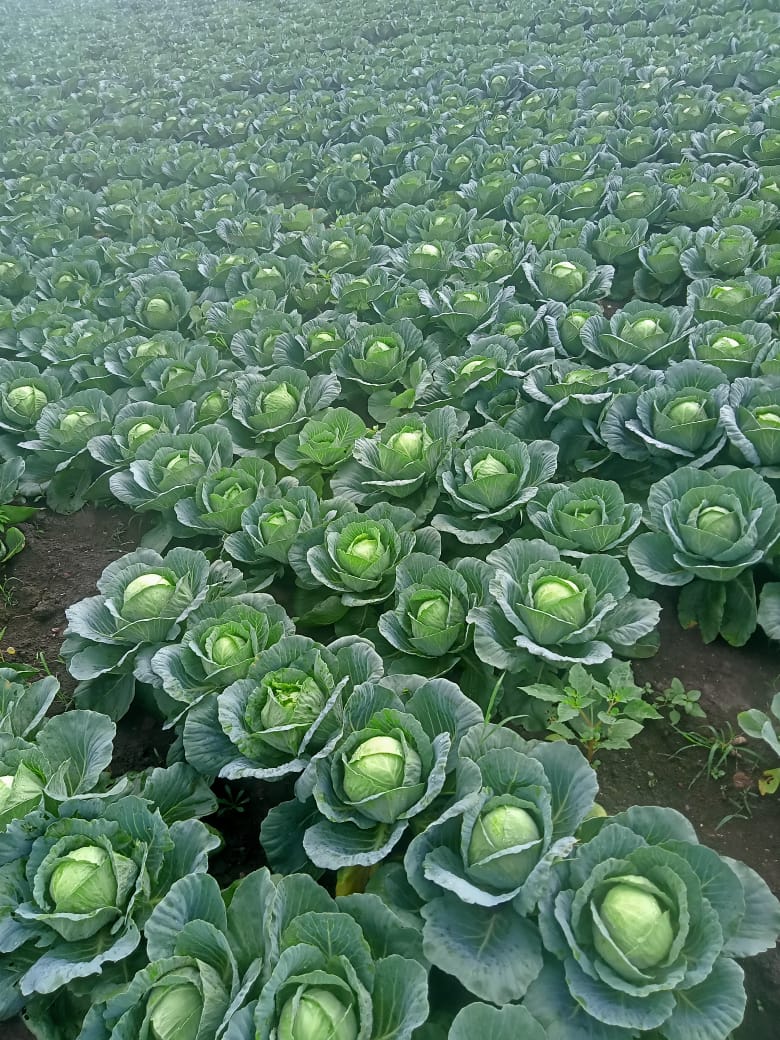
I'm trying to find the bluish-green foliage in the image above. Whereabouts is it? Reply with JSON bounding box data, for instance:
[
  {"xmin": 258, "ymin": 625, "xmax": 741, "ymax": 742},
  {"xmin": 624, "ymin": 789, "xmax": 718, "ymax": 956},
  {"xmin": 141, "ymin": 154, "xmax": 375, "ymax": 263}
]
[{"xmin": 0, "ymin": 0, "xmax": 778, "ymax": 1037}]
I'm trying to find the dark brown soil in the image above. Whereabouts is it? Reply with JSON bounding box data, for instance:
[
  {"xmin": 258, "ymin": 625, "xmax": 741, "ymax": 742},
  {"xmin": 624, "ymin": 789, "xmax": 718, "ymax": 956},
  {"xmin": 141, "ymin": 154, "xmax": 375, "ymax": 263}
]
[
  {"xmin": 0, "ymin": 506, "xmax": 143, "ymax": 693},
  {"xmin": 2, "ymin": 511, "xmax": 778, "ymax": 1038}
]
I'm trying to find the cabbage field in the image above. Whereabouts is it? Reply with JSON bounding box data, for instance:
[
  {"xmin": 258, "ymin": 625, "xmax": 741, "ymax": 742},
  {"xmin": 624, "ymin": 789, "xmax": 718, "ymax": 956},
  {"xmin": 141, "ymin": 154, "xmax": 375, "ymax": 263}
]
[{"xmin": 2, "ymin": 0, "xmax": 780, "ymax": 1037}]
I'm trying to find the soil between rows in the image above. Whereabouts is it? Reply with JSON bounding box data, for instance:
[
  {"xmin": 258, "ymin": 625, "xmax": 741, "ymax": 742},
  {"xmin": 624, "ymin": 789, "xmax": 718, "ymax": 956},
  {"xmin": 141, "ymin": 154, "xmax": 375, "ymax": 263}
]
[{"xmin": 1, "ymin": 507, "xmax": 778, "ymax": 1038}]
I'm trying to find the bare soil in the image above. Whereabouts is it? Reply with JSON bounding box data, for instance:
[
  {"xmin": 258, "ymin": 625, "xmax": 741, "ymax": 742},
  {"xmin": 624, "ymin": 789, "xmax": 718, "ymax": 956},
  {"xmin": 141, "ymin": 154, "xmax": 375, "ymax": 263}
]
[{"xmin": 2, "ymin": 510, "xmax": 778, "ymax": 1038}]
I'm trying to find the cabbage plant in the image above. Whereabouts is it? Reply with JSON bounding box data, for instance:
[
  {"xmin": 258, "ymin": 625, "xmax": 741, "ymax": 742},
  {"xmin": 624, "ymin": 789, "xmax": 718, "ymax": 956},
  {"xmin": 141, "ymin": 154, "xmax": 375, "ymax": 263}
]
[
  {"xmin": 330, "ymin": 318, "xmax": 438, "ymax": 419},
  {"xmin": 687, "ymin": 274, "xmax": 779, "ymax": 324},
  {"xmin": 275, "ymin": 407, "xmax": 367, "ymax": 485},
  {"xmin": 543, "ymin": 301, "xmax": 603, "ymax": 359},
  {"xmin": 580, "ymin": 302, "xmax": 692, "ymax": 368},
  {"xmin": 599, "ymin": 359, "xmax": 730, "ymax": 470},
  {"xmin": 404, "ymin": 734, "xmax": 597, "ymax": 1004},
  {"xmin": 377, "ymin": 554, "xmax": 492, "ymax": 672},
  {"xmin": 18, "ymin": 388, "xmax": 118, "ymax": 511},
  {"xmin": 419, "ymin": 283, "xmax": 514, "ymax": 337},
  {"xmin": 527, "ymin": 806, "xmax": 780, "ymax": 1040},
  {"xmin": 75, "ymin": 870, "xmax": 273, "ymax": 1040},
  {"xmin": 432, "ymin": 425, "xmax": 558, "ymax": 544},
  {"xmin": 183, "ymin": 634, "xmax": 382, "ymax": 781},
  {"xmin": 122, "ymin": 271, "xmax": 193, "ymax": 332},
  {"xmin": 0, "ymin": 709, "xmax": 123, "ymax": 830},
  {"xmin": 679, "ymin": 224, "xmax": 760, "ymax": 278},
  {"xmin": 688, "ymin": 320, "xmax": 780, "ymax": 378},
  {"xmin": 470, "ymin": 538, "xmax": 660, "ymax": 670},
  {"xmin": 225, "ymin": 486, "xmax": 355, "ymax": 584},
  {"xmin": 634, "ymin": 227, "xmax": 692, "ymax": 302},
  {"xmin": 62, "ymin": 547, "xmax": 234, "ymax": 719},
  {"xmin": 0, "ymin": 360, "xmax": 65, "ymax": 451},
  {"xmin": 419, "ymin": 336, "xmax": 550, "ymax": 414},
  {"xmin": 629, "ymin": 465, "xmax": 780, "ymax": 645},
  {"xmin": 150, "ymin": 593, "xmax": 295, "ymax": 722},
  {"xmin": 721, "ymin": 377, "xmax": 780, "ymax": 474},
  {"xmin": 273, "ymin": 312, "xmax": 357, "ymax": 374},
  {"xmin": 230, "ymin": 366, "xmax": 341, "ymax": 452},
  {"xmin": 174, "ymin": 456, "xmax": 278, "ymax": 536},
  {"xmin": 523, "ymin": 360, "xmax": 655, "ymax": 423},
  {"xmin": 86, "ymin": 401, "xmax": 197, "ymax": 492},
  {"xmin": 261, "ymin": 677, "xmax": 482, "ymax": 871},
  {"xmin": 526, "ymin": 477, "xmax": 643, "ymax": 557},
  {"xmin": 0, "ymin": 794, "xmax": 217, "ymax": 1018},
  {"xmin": 243, "ymin": 873, "xmax": 428, "ymax": 1040},
  {"xmin": 108, "ymin": 424, "xmax": 235, "ymax": 520},
  {"xmin": 331, "ymin": 408, "xmax": 467, "ymax": 519},
  {"xmin": 519, "ymin": 248, "xmax": 613, "ymax": 304},
  {"xmin": 291, "ymin": 503, "xmax": 441, "ymax": 609}
]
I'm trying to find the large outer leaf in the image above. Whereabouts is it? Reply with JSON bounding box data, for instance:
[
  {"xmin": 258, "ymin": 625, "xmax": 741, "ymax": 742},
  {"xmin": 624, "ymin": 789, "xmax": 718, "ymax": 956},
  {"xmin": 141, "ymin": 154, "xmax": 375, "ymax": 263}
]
[
  {"xmin": 336, "ymin": 892, "xmax": 425, "ymax": 964},
  {"xmin": 260, "ymin": 799, "xmax": 323, "ymax": 877},
  {"xmin": 144, "ymin": 873, "xmax": 227, "ymax": 960},
  {"xmin": 20, "ymin": 921, "xmax": 142, "ymax": 997},
  {"xmin": 678, "ymin": 579, "xmax": 727, "ymax": 643},
  {"xmin": 661, "ymin": 957, "xmax": 746, "ymax": 1040},
  {"xmin": 304, "ymin": 817, "xmax": 408, "ymax": 869},
  {"xmin": 628, "ymin": 532, "xmax": 694, "ymax": 586},
  {"xmin": 448, "ymin": 1002, "xmax": 549, "ymax": 1040},
  {"xmin": 140, "ymin": 762, "xmax": 218, "ymax": 824},
  {"xmin": 0, "ymin": 674, "xmax": 59, "ymax": 740},
  {"xmin": 524, "ymin": 961, "xmax": 634, "ymax": 1040},
  {"xmin": 528, "ymin": 741, "xmax": 599, "ymax": 840},
  {"xmin": 719, "ymin": 572, "xmax": 757, "ymax": 647},
  {"xmin": 757, "ymin": 581, "xmax": 780, "ymax": 640},
  {"xmin": 371, "ymin": 954, "xmax": 430, "ymax": 1040},
  {"xmin": 35, "ymin": 710, "xmax": 115, "ymax": 797},
  {"xmin": 737, "ymin": 695, "xmax": 780, "ymax": 758},
  {"xmin": 721, "ymin": 856, "xmax": 780, "ymax": 957},
  {"xmin": 421, "ymin": 895, "xmax": 543, "ymax": 1004}
]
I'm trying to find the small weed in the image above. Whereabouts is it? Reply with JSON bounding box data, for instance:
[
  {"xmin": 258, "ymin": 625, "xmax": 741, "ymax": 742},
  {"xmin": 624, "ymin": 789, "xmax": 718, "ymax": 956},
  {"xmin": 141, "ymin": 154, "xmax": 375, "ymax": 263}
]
[
  {"xmin": 671, "ymin": 723, "xmax": 761, "ymax": 788},
  {"xmin": 216, "ymin": 784, "xmax": 251, "ymax": 816},
  {"xmin": 654, "ymin": 677, "xmax": 706, "ymax": 727},
  {"xmin": 716, "ymin": 788, "xmax": 759, "ymax": 829},
  {"xmin": 35, "ymin": 651, "xmax": 64, "ymax": 677},
  {"xmin": 0, "ymin": 576, "xmax": 20, "ymax": 608}
]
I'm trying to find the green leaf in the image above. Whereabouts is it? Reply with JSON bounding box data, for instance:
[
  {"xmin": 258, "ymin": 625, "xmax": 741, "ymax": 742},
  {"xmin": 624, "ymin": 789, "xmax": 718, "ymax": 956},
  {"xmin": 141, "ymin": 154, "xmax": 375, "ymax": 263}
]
[
  {"xmin": 337, "ymin": 892, "xmax": 425, "ymax": 964},
  {"xmin": 524, "ymin": 961, "xmax": 634, "ymax": 1040},
  {"xmin": 737, "ymin": 708, "xmax": 780, "ymax": 755},
  {"xmin": 303, "ymin": 817, "xmax": 407, "ymax": 869},
  {"xmin": 144, "ymin": 873, "xmax": 227, "ymax": 960},
  {"xmin": 20, "ymin": 923, "xmax": 142, "ymax": 998},
  {"xmin": 0, "ymin": 526, "xmax": 25, "ymax": 562},
  {"xmin": 661, "ymin": 957, "xmax": 746, "ymax": 1040},
  {"xmin": 721, "ymin": 857, "xmax": 780, "ymax": 958},
  {"xmin": 449, "ymin": 1001, "xmax": 549, "ymax": 1040},
  {"xmin": 141, "ymin": 762, "xmax": 218, "ymax": 824},
  {"xmin": 677, "ymin": 579, "xmax": 726, "ymax": 643},
  {"xmin": 260, "ymin": 799, "xmax": 322, "ymax": 877},
  {"xmin": 72, "ymin": 673, "xmax": 137, "ymax": 721},
  {"xmin": 421, "ymin": 895, "xmax": 543, "ymax": 1004},
  {"xmin": 628, "ymin": 532, "xmax": 692, "ymax": 587},
  {"xmin": 757, "ymin": 582, "xmax": 780, "ymax": 641},
  {"xmin": 35, "ymin": 710, "xmax": 115, "ymax": 797},
  {"xmin": 371, "ymin": 954, "xmax": 430, "ymax": 1040},
  {"xmin": 719, "ymin": 572, "xmax": 757, "ymax": 647}
]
